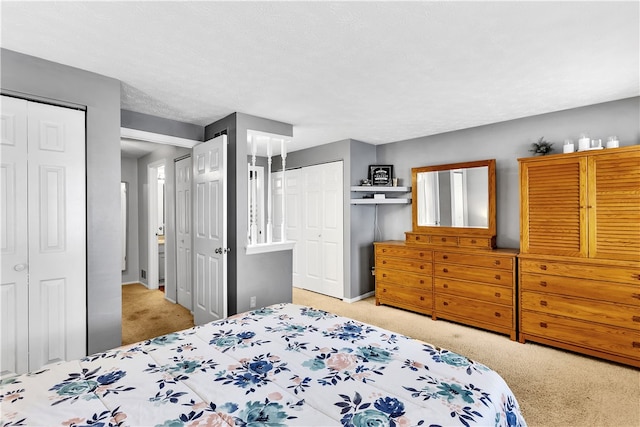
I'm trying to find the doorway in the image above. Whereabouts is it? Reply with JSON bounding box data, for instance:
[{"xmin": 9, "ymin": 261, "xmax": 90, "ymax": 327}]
[{"xmin": 120, "ymin": 130, "xmax": 199, "ymax": 311}]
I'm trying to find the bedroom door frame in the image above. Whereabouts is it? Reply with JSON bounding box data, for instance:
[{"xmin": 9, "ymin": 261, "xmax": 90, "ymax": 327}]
[{"xmin": 120, "ymin": 127, "xmax": 200, "ymax": 304}]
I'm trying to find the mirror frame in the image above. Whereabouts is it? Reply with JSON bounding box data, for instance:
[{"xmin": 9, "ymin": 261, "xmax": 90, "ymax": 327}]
[{"xmin": 411, "ymin": 159, "xmax": 496, "ymax": 237}]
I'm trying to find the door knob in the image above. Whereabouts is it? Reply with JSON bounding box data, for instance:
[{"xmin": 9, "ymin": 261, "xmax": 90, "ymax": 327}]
[
  {"xmin": 14, "ymin": 264, "xmax": 27, "ymax": 272},
  {"xmin": 215, "ymin": 248, "xmax": 222, "ymax": 254}
]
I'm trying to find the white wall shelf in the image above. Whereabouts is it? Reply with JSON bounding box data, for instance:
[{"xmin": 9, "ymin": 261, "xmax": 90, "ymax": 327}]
[{"xmin": 350, "ymin": 186, "xmax": 412, "ymax": 205}]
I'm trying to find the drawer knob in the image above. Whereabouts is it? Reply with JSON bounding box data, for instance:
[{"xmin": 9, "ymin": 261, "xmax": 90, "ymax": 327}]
[
  {"xmin": 443, "ymin": 302, "xmax": 449, "ymax": 306},
  {"xmin": 382, "ymin": 288, "xmax": 387, "ymax": 293},
  {"xmin": 420, "ymin": 296, "xmax": 425, "ymax": 301},
  {"xmin": 443, "ymin": 268, "xmax": 449, "ymax": 273},
  {"xmin": 443, "ymin": 283, "xmax": 449, "ymax": 289},
  {"xmin": 382, "ymin": 274, "xmax": 387, "ymax": 278},
  {"xmin": 442, "ymin": 255, "xmax": 449, "ymax": 260},
  {"xmin": 419, "ymin": 252, "xmax": 425, "ymax": 257},
  {"xmin": 495, "ymin": 292, "xmax": 501, "ymax": 298},
  {"xmin": 540, "ymin": 322, "xmax": 548, "ymax": 328},
  {"xmin": 495, "ymin": 274, "xmax": 501, "ymax": 280},
  {"xmin": 494, "ymin": 260, "xmax": 501, "ymax": 265},
  {"xmin": 540, "ymin": 281, "xmax": 548, "ymax": 287},
  {"xmin": 633, "ymin": 274, "xmax": 640, "ymax": 280},
  {"xmin": 383, "ymin": 260, "xmax": 387, "ymax": 264},
  {"xmin": 633, "ymin": 316, "xmax": 640, "ymax": 323},
  {"xmin": 471, "ymin": 239, "xmax": 477, "ymax": 244},
  {"xmin": 382, "ymin": 249, "xmax": 387, "ymax": 253},
  {"xmin": 494, "ymin": 312, "xmax": 501, "ymax": 318},
  {"xmin": 539, "ymin": 265, "xmax": 548, "ymax": 271},
  {"xmin": 419, "ymin": 280, "xmax": 424, "ymax": 284},
  {"xmin": 420, "ymin": 265, "xmax": 425, "ymax": 270},
  {"xmin": 633, "ymin": 342, "xmax": 640, "ymax": 349},
  {"xmin": 540, "ymin": 301, "xmax": 548, "ymax": 307},
  {"xmin": 415, "ymin": 236, "xmax": 421, "ymax": 241},
  {"xmin": 441, "ymin": 237, "xmax": 447, "ymax": 242}
]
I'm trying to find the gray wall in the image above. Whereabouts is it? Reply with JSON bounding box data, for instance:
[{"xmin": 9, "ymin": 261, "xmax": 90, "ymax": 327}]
[
  {"xmin": 205, "ymin": 113, "xmax": 294, "ymax": 315},
  {"xmin": 376, "ymin": 96, "xmax": 640, "ymax": 248},
  {"xmin": 349, "ymin": 140, "xmax": 377, "ymax": 298},
  {"xmin": 122, "ymin": 109, "xmax": 204, "ymax": 141},
  {"xmin": 137, "ymin": 145, "xmax": 191, "ymax": 302},
  {"xmin": 121, "ymin": 157, "xmax": 140, "ymax": 284},
  {"xmin": 1, "ymin": 48, "xmax": 122, "ymax": 353}
]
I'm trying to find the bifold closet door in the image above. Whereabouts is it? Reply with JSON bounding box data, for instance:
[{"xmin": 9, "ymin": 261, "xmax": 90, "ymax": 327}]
[{"xmin": 1, "ymin": 95, "xmax": 86, "ymax": 377}]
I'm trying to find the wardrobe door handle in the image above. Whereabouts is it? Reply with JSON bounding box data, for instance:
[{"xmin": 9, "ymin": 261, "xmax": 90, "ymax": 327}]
[{"xmin": 14, "ymin": 264, "xmax": 27, "ymax": 272}]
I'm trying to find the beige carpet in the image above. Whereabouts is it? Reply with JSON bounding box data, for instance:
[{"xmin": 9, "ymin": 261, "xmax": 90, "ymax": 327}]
[
  {"xmin": 293, "ymin": 287, "xmax": 640, "ymax": 427},
  {"xmin": 121, "ymin": 283, "xmax": 194, "ymax": 345}
]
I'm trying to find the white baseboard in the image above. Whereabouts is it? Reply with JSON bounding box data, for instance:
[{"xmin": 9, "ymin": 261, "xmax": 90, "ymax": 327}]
[
  {"xmin": 122, "ymin": 281, "xmax": 142, "ymax": 286},
  {"xmin": 342, "ymin": 291, "xmax": 375, "ymax": 303}
]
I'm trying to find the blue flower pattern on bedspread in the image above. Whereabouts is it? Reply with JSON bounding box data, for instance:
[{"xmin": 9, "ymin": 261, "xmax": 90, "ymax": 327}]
[{"xmin": 0, "ymin": 303, "xmax": 526, "ymax": 427}]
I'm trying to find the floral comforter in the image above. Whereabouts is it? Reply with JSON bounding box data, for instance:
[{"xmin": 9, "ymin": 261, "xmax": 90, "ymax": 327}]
[{"xmin": 1, "ymin": 303, "xmax": 526, "ymax": 427}]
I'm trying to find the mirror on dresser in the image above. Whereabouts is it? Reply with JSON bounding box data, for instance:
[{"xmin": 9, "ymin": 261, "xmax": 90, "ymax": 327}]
[
  {"xmin": 374, "ymin": 158, "xmax": 518, "ymax": 340},
  {"xmin": 410, "ymin": 159, "xmax": 496, "ymax": 248}
]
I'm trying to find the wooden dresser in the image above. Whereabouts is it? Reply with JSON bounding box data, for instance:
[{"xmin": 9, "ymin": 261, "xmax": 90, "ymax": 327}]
[
  {"xmin": 375, "ymin": 242, "xmax": 433, "ymax": 315},
  {"xmin": 433, "ymin": 248, "xmax": 518, "ymax": 340},
  {"xmin": 375, "ymin": 159, "xmax": 519, "ymax": 340},
  {"xmin": 518, "ymin": 145, "xmax": 640, "ymax": 367},
  {"xmin": 375, "ymin": 241, "xmax": 518, "ymax": 339}
]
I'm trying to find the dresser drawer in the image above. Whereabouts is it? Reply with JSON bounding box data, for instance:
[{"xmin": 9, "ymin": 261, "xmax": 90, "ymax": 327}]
[
  {"xmin": 430, "ymin": 235, "xmax": 459, "ymax": 246},
  {"xmin": 377, "ymin": 268, "xmax": 431, "ymax": 290},
  {"xmin": 434, "ymin": 277, "xmax": 512, "ymax": 305},
  {"xmin": 435, "ymin": 294, "xmax": 512, "ymax": 328},
  {"xmin": 521, "ymin": 273, "xmax": 640, "ymax": 307},
  {"xmin": 521, "ymin": 311, "xmax": 640, "ymax": 361},
  {"xmin": 434, "ymin": 251, "xmax": 513, "ymax": 270},
  {"xmin": 458, "ymin": 237, "xmax": 495, "ymax": 249},
  {"xmin": 521, "ymin": 292, "xmax": 639, "ymax": 330},
  {"xmin": 520, "ymin": 259, "xmax": 640, "ymax": 285},
  {"xmin": 376, "ymin": 245, "xmax": 432, "ymax": 261},
  {"xmin": 434, "ymin": 263, "xmax": 512, "ymax": 286},
  {"xmin": 377, "ymin": 283, "xmax": 432, "ymax": 310},
  {"xmin": 405, "ymin": 233, "xmax": 430, "ymax": 245},
  {"xmin": 378, "ymin": 257, "xmax": 431, "ymax": 275}
]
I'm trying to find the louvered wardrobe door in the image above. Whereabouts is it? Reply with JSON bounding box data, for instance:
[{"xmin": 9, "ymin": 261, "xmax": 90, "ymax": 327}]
[
  {"xmin": 588, "ymin": 150, "xmax": 640, "ymax": 261},
  {"xmin": 519, "ymin": 156, "xmax": 588, "ymax": 257}
]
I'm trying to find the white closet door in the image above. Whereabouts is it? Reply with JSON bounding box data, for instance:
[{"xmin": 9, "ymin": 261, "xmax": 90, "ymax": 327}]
[
  {"xmin": 301, "ymin": 161, "xmax": 344, "ymax": 298},
  {"xmin": 175, "ymin": 156, "xmax": 192, "ymax": 310},
  {"xmin": 27, "ymin": 101, "xmax": 86, "ymax": 370},
  {"xmin": 0, "ymin": 96, "xmax": 29, "ymax": 378},
  {"xmin": 0, "ymin": 96, "xmax": 86, "ymax": 376},
  {"xmin": 318, "ymin": 161, "xmax": 344, "ymax": 298}
]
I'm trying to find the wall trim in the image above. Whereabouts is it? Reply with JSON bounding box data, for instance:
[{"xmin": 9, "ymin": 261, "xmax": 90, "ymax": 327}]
[
  {"xmin": 121, "ymin": 127, "xmax": 200, "ymax": 148},
  {"xmin": 343, "ymin": 291, "xmax": 375, "ymax": 304}
]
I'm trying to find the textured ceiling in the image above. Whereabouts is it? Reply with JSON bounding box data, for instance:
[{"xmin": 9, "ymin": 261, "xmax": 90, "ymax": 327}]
[{"xmin": 1, "ymin": 1, "xmax": 638, "ymax": 152}]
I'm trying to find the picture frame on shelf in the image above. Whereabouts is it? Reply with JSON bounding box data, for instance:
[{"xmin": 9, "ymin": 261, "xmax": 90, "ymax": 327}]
[{"xmin": 368, "ymin": 165, "xmax": 394, "ymax": 186}]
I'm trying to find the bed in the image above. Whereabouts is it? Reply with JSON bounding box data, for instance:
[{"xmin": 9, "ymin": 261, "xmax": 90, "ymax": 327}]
[{"xmin": 1, "ymin": 303, "xmax": 526, "ymax": 426}]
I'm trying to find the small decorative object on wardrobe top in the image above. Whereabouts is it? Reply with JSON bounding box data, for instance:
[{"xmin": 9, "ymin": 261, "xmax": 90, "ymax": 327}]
[{"xmin": 529, "ymin": 137, "xmax": 554, "ymax": 155}]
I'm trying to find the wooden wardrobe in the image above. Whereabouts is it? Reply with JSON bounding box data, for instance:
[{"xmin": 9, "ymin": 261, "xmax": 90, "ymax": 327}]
[{"xmin": 518, "ymin": 145, "xmax": 640, "ymax": 367}]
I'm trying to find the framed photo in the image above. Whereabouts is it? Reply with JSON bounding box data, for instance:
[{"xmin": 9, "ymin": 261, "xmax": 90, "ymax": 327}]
[{"xmin": 368, "ymin": 165, "xmax": 394, "ymax": 186}]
